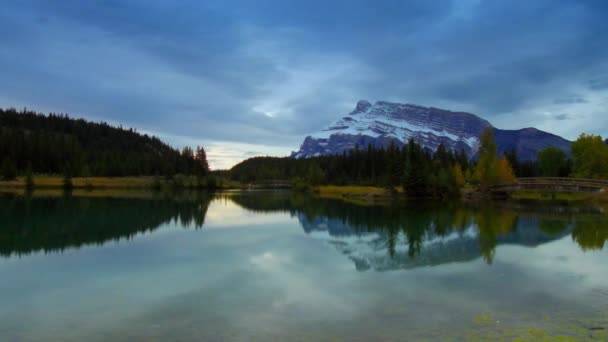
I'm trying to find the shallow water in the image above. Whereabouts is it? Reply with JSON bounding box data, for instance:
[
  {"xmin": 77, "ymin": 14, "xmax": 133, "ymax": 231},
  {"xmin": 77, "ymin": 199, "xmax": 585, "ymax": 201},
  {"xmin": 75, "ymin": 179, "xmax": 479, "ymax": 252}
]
[{"xmin": 1, "ymin": 191, "xmax": 607, "ymax": 341}]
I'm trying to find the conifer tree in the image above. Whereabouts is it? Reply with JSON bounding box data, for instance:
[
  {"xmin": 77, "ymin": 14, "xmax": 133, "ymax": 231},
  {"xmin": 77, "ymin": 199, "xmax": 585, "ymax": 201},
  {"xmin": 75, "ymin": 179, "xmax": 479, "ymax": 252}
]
[
  {"xmin": 403, "ymin": 139, "xmax": 429, "ymax": 196},
  {"xmin": 62, "ymin": 164, "xmax": 73, "ymax": 190},
  {"xmin": 25, "ymin": 162, "xmax": 34, "ymax": 190},
  {"xmin": 195, "ymin": 146, "xmax": 210, "ymax": 178},
  {"xmin": 1, "ymin": 158, "xmax": 17, "ymax": 181}
]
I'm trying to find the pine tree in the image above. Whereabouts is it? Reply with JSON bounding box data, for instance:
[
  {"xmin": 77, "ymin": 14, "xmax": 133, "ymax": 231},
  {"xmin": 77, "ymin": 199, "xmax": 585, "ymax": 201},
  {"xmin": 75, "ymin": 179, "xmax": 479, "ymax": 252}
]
[
  {"xmin": 195, "ymin": 146, "xmax": 210, "ymax": 178},
  {"xmin": 403, "ymin": 139, "xmax": 430, "ymax": 196},
  {"xmin": 537, "ymin": 147, "xmax": 567, "ymax": 177},
  {"xmin": 25, "ymin": 162, "xmax": 34, "ymax": 190},
  {"xmin": 474, "ymin": 128, "xmax": 499, "ymax": 188},
  {"xmin": 62, "ymin": 164, "xmax": 73, "ymax": 190},
  {"xmin": 1, "ymin": 158, "xmax": 17, "ymax": 181},
  {"xmin": 385, "ymin": 142, "xmax": 400, "ymax": 191},
  {"xmin": 504, "ymin": 148, "xmax": 520, "ymax": 177}
]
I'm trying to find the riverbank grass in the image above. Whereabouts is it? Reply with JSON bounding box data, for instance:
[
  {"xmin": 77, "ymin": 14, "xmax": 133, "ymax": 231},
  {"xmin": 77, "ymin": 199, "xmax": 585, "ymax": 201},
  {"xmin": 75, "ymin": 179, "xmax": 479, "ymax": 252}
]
[
  {"xmin": 0, "ymin": 175, "xmax": 241, "ymax": 190},
  {"xmin": 0, "ymin": 176, "xmax": 156, "ymax": 189},
  {"xmin": 313, "ymin": 185, "xmax": 398, "ymax": 205},
  {"xmin": 510, "ymin": 190, "xmax": 597, "ymax": 202}
]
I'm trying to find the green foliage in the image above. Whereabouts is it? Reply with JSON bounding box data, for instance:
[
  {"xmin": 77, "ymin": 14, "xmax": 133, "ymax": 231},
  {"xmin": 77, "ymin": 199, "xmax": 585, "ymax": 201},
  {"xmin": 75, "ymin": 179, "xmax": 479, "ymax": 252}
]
[
  {"xmin": 385, "ymin": 142, "xmax": 402, "ymax": 190},
  {"xmin": 474, "ymin": 128, "xmax": 516, "ymax": 188},
  {"xmin": 571, "ymin": 134, "xmax": 608, "ymax": 179},
  {"xmin": 537, "ymin": 147, "xmax": 569, "ymax": 177},
  {"xmin": 453, "ymin": 164, "xmax": 465, "ymax": 189},
  {"xmin": 231, "ymin": 139, "xmax": 467, "ymax": 198},
  {"xmin": 474, "ymin": 128, "xmax": 499, "ymax": 187},
  {"xmin": 62, "ymin": 165, "xmax": 73, "ymax": 190},
  {"xmin": 504, "ymin": 148, "xmax": 520, "ymax": 176},
  {"xmin": 25, "ymin": 163, "xmax": 34, "ymax": 190},
  {"xmin": 292, "ymin": 177, "xmax": 311, "ymax": 192},
  {"xmin": 0, "ymin": 107, "xmax": 209, "ymax": 177},
  {"xmin": 206, "ymin": 175, "xmax": 219, "ymax": 189},
  {"xmin": 403, "ymin": 138, "xmax": 432, "ymax": 196},
  {"xmin": 151, "ymin": 174, "xmax": 162, "ymax": 191},
  {"xmin": 195, "ymin": 146, "xmax": 210, "ymax": 179},
  {"xmin": 305, "ymin": 162, "xmax": 324, "ymax": 185},
  {"xmin": 1, "ymin": 158, "xmax": 17, "ymax": 181}
]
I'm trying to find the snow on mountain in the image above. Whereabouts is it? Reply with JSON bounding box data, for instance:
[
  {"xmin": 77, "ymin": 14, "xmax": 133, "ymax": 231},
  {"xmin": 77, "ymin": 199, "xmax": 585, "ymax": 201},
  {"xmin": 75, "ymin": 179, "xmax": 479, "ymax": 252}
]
[{"xmin": 292, "ymin": 100, "xmax": 571, "ymax": 161}]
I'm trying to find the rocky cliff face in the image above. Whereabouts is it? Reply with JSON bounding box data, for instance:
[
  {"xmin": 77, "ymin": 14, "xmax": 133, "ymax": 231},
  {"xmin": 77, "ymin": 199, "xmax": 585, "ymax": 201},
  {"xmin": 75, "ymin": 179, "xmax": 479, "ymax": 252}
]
[{"xmin": 292, "ymin": 100, "xmax": 571, "ymax": 161}]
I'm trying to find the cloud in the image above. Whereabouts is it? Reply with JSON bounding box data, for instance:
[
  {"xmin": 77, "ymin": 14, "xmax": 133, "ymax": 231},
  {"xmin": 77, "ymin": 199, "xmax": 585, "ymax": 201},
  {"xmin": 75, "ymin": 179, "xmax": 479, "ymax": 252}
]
[
  {"xmin": 554, "ymin": 95, "xmax": 588, "ymax": 105},
  {"xmin": 1, "ymin": 0, "xmax": 607, "ymax": 168},
  {"xmin": 553, "ymin": 113, "xmax": 574, "ymax": 121},
  {"xmin": 588, "ymin": 77, "xmax": 608, "ymax": 90}
]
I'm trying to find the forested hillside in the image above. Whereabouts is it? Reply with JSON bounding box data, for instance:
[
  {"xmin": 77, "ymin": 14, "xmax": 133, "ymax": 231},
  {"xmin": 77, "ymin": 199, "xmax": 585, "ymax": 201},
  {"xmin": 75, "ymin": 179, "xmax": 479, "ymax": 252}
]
[
  {"xmin": 230, "ymin": 139, "xmax": 475, "ymax": 197},
  {"xmin": 0, "ymin": 108, "xmax": 208, "ymax": 177}
]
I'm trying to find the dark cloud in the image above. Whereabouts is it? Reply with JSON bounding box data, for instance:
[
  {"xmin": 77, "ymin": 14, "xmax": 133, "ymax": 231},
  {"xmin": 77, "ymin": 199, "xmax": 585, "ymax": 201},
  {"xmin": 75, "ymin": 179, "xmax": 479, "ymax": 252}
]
[
  {"xmin": 554, "ymin": 96, "xmax": 588, "ymax": 105},
  {"xmin": 588, "ymin": 77, "xmax": 608, "ymax": 90},
  {"xmin": 0, "ymin": 0, "xmax": 607, "ymax": 167},
  {"xmin": 553, "ymin": 114, "xmax": 574, "ymax": 121}
]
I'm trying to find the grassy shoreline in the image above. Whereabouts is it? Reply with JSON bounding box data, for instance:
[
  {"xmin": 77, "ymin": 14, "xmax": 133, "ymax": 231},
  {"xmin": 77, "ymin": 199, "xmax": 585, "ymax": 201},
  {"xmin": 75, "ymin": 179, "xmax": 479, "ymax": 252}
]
[
  {"xmin": 0, "ymin": 175, "xmax": 241, "ymax": 190},
  {"xmin": 312, "ymin": 185, "xmax": 391, "ymax": 205},
  {"xmin": 311, "ymin": 185, "xmax": 608, "ymax": 205},
  {"xmin": 2, "ymin": 178, "xmax": 607, "ymax": 205}
]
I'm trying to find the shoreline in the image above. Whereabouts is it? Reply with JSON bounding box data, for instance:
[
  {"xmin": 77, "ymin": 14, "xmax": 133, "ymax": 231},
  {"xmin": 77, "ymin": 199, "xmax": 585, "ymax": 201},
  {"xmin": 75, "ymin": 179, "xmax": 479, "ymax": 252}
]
[
  {"xmin": 2, "ymin": 179, "xmax": 607, "ymax": 205},
  {"xmin": 0, "ymin": 175, "xmax": 239, "ymax": 190}
]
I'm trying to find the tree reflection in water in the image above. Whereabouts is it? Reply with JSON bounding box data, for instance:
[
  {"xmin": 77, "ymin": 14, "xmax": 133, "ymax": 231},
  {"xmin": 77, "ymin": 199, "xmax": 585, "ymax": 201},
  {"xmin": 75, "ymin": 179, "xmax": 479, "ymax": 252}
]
[
  {"xmin": 1, "ymin": 191, "xmax": 606, "ymax": 266},
  {"xmin": 228, "ymin": 192, "xmax": 607, "ymax": 269},
  {"xmin": 0, "ymin": 192, "xmax": 213, "ymax": 257}
]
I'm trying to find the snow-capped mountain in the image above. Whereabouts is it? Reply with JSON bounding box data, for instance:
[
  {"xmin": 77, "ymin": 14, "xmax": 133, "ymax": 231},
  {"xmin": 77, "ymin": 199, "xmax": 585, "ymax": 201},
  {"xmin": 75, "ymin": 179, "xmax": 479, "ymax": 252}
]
[{"xmin": 292, "ymin": 100, "xmax": 571, "ymax": 161}]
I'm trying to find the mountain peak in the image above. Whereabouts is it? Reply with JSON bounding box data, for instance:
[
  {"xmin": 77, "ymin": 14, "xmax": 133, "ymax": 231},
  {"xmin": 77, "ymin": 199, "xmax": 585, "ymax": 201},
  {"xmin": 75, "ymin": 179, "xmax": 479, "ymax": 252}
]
[
  {"xmin": 292, "ymin": 100, "xmax": 571, "ymax": 161},
  {"xmin": 350, "ymin": 100, "xmax": 372, "ymax": 115}
]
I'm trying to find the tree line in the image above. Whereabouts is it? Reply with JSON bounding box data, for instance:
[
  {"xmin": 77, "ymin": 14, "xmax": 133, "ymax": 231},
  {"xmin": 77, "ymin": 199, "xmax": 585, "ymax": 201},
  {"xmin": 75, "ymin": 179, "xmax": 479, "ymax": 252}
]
[
  {"xmin": 231, "ymin": 128, "xmax": 516, "ymax": 197},
  {"xmin": 230, "ymin": 128, "xmax": 608, "ymax": 195},
  {"xmin": 0, "ymin": 108, "xmax": 209, "ymax": 179},
  {"xmin": 506, "ymin": 133, "xmax": 608, "ymax": 180}
]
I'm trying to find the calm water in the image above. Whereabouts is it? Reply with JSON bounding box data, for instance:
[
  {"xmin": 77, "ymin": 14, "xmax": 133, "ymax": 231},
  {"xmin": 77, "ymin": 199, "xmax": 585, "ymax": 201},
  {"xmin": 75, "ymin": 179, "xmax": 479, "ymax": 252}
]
[{"xmin": 1, "ymin": 191, "xmax": 607, "ymax": 341}]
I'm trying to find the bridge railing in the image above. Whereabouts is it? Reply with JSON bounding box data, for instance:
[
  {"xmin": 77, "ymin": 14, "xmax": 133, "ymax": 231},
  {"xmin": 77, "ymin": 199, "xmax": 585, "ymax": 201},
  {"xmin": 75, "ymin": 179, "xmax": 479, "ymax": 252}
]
[
  {"xmin": 515, "ymin": 177, "xmax": 608, "ymax": 187},
  {"xmin": 488, "ymin": 177, "xmax": 608, "ymax": 193},
  {"xmin": 248, "ymin": 180, "xmax": 293, "ymax": 188}
]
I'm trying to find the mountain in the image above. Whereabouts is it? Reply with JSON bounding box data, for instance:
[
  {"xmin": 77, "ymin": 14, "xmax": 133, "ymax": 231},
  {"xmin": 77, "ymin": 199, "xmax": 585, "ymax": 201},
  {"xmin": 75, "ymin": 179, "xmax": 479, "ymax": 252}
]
[{"xmin": 292, "ymin": 100, "xmax": 571, "ymax": 161}]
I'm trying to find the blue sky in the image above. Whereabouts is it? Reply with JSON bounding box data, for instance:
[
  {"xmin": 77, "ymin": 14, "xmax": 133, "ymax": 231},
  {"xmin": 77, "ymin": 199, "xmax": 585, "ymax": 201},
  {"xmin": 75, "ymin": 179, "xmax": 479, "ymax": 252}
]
[{"xmin": 1, "ymin": 1, "xmax": 607, "ymax": 168}]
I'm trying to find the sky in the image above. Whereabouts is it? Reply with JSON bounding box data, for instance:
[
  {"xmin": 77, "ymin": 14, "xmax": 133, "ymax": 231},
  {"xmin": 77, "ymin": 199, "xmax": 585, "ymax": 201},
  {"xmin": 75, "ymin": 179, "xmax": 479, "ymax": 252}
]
[{"xmin": 1, "ymin": 0, "xmax": 607, "ymax": 169}]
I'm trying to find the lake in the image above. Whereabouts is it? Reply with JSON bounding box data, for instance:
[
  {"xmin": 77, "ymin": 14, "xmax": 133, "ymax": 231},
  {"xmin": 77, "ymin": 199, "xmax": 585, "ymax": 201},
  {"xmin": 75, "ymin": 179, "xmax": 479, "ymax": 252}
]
[{"xmin": 1, "ymin": 191, "xmax": 607, "ymax": 341}]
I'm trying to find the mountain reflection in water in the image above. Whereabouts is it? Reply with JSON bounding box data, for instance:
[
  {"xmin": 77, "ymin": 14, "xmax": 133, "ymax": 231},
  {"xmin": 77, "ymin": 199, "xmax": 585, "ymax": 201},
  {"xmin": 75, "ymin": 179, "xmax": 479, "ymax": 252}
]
[
  {"xmin": 227, "ymin": 191, "xmax": 608, "ymax": 271},
  {"xmin": 1, "ymin": 191, "xmax": 606, "ymax": 271}
]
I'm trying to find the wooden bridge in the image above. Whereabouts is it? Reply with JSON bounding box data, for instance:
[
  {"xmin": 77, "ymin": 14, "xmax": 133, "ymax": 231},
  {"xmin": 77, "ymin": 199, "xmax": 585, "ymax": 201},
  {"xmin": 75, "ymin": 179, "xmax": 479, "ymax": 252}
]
[
  {"xmin": 489, "ymin": 177, "xmax": 608, "ymax": 194},
  {"xmin": 247, "ymin": 180, "xmax": 293, "ymax": 189}
]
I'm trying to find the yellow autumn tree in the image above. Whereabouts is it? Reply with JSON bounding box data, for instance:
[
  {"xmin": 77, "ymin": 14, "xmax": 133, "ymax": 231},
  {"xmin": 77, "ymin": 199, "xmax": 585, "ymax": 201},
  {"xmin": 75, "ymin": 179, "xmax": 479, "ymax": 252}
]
[
  {"xmin": 474, "ymin": 128, "xmax": 516, "ymax": 189},
  {"xmin": 453, "ymin": 163, "xmax": 465, "ymax": 189},
  {"xmin": 496, "ymin": 157, "xmax": 516, "ymax": 184}
]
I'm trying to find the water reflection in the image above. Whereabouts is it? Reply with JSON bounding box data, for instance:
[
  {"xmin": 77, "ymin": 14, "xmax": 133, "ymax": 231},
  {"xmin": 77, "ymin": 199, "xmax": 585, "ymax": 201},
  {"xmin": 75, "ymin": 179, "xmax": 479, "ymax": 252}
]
[
  {"xmin": 1, "ymin": 191, "xmax": 607, "ymax": 268},
  {"xmin": 227, "ymin": 192, "xmax": 608, "ymax": 270},
  {"xmin": 0, "ymin": 192, "xmax": 212, "ymax": 257}
]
